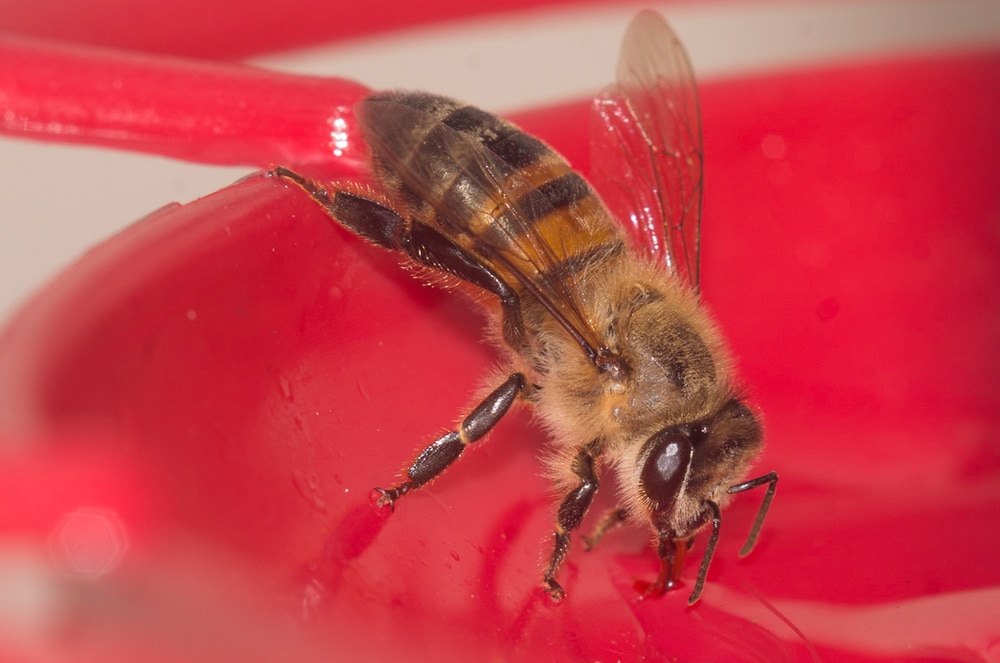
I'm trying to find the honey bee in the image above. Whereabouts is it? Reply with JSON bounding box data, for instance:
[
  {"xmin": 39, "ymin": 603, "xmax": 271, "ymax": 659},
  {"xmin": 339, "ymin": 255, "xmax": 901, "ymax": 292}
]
[{"xmin": 274, "ymin": 10, "xmax": 776, "ymax": 604}]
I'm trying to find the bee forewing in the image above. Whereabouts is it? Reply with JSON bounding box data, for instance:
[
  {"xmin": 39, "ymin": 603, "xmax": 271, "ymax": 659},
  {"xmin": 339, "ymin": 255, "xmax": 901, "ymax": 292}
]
[{"xmin": 590, "ymin": 10, "xmax": 704, "ymax": 292}]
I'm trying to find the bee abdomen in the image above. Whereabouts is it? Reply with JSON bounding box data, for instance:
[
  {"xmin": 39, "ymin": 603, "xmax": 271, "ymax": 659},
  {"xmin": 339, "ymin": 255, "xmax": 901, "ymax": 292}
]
[
  {"xmin": 377, "ymin": 92, "xmax": 552, "ymax": 171},
  {"xmin": 360, "ymin": 91, "xmax": 625, "ymax": 290}
]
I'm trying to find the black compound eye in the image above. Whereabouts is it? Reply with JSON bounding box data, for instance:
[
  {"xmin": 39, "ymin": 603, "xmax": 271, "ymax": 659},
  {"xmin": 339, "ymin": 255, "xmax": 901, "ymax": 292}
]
[{"xmin": 638, "ymin": 429, "xmax": 693, "ymax": 513}]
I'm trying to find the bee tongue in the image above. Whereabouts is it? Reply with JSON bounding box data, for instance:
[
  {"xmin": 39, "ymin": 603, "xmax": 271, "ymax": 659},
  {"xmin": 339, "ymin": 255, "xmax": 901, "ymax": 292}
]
[{"xmin": 635, "ymin": 536, "xmax": 688, "ymax": 599}]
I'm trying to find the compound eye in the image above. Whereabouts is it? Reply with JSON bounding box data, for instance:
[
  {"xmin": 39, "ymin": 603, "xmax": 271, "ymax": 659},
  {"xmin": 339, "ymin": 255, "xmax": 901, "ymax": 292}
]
[{"xmin": 638, "ymin": 429, "xmax": 693, "ymax": 513}]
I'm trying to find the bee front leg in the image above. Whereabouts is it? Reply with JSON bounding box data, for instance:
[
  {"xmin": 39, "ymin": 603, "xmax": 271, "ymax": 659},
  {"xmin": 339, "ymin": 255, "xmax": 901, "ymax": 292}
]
[
  {"xmin": 728, "ymin": 471, "xmax": 778, "ymax": 556},
  {"xmin": 542, "ymin": 447, "xmax": 600, "ymax": 600},
  {"xmin": 375, "ymin": 373, "xmax": 526, "ymax": 509}
]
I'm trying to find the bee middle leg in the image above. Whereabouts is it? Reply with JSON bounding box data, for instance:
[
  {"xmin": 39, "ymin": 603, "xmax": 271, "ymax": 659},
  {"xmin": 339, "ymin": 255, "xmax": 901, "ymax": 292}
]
[
  {"xmin": 542, "ymin": 447, "xmax": 599, "ymax": 600},
  {"xmin": 374, "ymin": 372, "xmax": 526, "ymax": 509}
]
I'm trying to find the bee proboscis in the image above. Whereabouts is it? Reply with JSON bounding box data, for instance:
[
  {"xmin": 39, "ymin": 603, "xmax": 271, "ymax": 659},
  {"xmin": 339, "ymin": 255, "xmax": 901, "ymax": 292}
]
[{"xmin": 275, "ymin": 10, "xmax": 777, "ymax": 604}]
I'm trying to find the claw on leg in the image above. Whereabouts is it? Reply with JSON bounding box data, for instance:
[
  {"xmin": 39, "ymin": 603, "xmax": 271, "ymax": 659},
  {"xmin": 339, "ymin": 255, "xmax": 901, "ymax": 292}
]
[
  {"xmin": 542, "ymin": 529, "xmax": 571, "ymax": 601},
  {"xmin": 544, "ymin": 578, "xmax": 566, "ymax": 602},
  {"xmin": 372, "ymin": 484, "xmax": 409, "ymax": 511}
]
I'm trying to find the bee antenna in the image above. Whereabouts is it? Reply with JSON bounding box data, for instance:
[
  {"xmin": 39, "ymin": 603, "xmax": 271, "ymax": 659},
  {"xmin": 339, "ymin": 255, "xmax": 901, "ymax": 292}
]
[
  {"xmin": 687, "ymin": 500, "xmax": 721, "ymax": 605},
  {"xmin": 728, "ymin": 471, "xmax": 779, "ymax": 557}
]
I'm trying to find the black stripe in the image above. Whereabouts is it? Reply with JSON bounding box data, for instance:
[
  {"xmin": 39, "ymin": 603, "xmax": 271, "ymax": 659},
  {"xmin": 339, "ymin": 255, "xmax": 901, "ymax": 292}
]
[
  {"xmin": 497, "ymin": 172, "xmax": 592, "ymax": 231},
  {"xmin": 486, "ymin": 131, "xmax": 549, "ymax": 170},
  {"xmin": 539, "ymin": 240, "xmax": 626, "ymax": 281},
  {"xmin": 442, "ymin": 104, "xmax": 499, "ymax": 133},
  {"xmin": 442, "ymin": 104, "xmax": 548, "ymax": 170},
  {"xmin": 372, "ymin": 93, "xmax": 550, "ymax": 172},
  {"xmin": 370, "ymin": 93, "xmax": 550, "ymax": 170},
  {"xmin": 450, "ymin": 171, "xmax": 599, "ymax": 255},
  {"xmin": 514, "ymin": 172, "xmax": 593, "ymax": 223}
]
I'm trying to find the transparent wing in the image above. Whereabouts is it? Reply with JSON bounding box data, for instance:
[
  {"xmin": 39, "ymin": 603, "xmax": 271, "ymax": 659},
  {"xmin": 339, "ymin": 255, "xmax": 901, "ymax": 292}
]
[
  {"xmin": 591, "ymin": 10, "xmax": 704, "ymax": 292},
  {"xmin": 360, "ymin": 97, "xmax": 610, "ymax": 362}
]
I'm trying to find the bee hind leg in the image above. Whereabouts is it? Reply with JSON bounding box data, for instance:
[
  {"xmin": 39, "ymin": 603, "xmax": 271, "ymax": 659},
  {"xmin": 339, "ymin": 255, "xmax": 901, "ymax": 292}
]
[
  {"xmin": 542, "ymin": 447, "xmax": 600, "ymax": 600},
  {"xmin": 272, "ymin": 168, "xmax": 527, "ymax": 348},
  {"xmin": 582, "ymin": 507, "xmax": 628, "ymax": 551},
  {"xmin": 374, "ymin": 372, "xmax": 526, "ymax": 510}
]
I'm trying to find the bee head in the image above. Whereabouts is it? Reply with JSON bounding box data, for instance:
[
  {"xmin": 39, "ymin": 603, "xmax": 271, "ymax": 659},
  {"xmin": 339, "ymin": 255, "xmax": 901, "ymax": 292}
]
[{"xmin": 635, "ymin": 397, "xmax": 762, "ymax": 535}]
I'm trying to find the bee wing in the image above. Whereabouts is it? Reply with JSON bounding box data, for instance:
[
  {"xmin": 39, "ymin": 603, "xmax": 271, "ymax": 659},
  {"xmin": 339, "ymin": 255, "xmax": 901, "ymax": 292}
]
[
  {"xmin": 591, "ymin": 10, "xmax": 704, "ymax": 293},
  {"xmin": 360, "ymin": 97, "xmax": 607, "ymax": 360}
]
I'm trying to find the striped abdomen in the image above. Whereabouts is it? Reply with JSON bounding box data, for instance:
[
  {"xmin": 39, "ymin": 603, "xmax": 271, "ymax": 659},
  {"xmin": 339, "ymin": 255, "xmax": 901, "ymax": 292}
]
[{"xmin": 355, "ymin": 92, "xmax": 627, "ymax": 299}]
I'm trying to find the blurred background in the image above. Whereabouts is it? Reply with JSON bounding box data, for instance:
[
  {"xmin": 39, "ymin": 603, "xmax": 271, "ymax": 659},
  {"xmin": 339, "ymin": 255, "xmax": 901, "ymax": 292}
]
[{"xmin": 2, "ymin": 0, "xmax": 999, "ymax": 324}]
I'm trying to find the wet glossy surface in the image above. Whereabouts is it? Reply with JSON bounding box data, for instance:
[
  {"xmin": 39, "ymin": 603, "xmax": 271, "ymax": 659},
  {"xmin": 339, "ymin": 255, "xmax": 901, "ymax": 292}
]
[
  {"xmin": 0, "ymin": 39, "xmax": 998, "ymax": 663},
  {"xmin": 0, "ymin": 36, "xmax": 369, "ymax": 166}
]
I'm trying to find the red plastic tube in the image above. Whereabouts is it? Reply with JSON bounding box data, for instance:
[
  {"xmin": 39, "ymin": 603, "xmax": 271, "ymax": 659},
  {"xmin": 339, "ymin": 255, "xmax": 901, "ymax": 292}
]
[{"xmin": 0, "ymin": 34, "xmax": 370, "ymax": 166}]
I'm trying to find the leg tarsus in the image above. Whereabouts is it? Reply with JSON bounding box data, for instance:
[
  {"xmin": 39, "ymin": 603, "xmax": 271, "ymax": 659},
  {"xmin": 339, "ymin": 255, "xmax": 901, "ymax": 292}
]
[
  {"xmin": 540, "ymin": 447, "xmax": 600, "ymax": 600},
  {"xmin": 686, "ymin": 501, "xmax": 722, "ymax": 605},
  {"xmin": 728, "ymin": 471, "xmax": 778, "ymax": 557},
  {"xmin": 542, "ymin": 530, "xmax": 571, "ymax": 601},
  {"xmin": 404, "ymin": 431, "xmax": 465, "ymax": 490},
  {"xmin": 373, "ymin": 374, "xmax": 525, "ymax": 509}
]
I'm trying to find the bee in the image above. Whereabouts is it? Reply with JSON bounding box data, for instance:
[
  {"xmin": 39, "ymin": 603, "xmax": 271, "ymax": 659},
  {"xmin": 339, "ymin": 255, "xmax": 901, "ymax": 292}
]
[{"xmin": 274, "ymin": 10, "xmax": 777, "ymax": 604}]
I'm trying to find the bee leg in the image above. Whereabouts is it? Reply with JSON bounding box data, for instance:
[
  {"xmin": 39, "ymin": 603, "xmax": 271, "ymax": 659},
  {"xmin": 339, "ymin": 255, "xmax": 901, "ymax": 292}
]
[
  {"xmin": 582, "ymin": 507, "xmax": 628, "ymax": 551},
  {"xmin": 374, "ymin": 372, "xmax": 526, "ymax": 509},
  {"xmin": 685, "ymin": 501, "xmax": 723, "ymax": 604},
  {"xmin": 272, "ymin": 168, "xmax": 527, "ymax": 348},
  {"xmin": 542, "ymin": 447, "xmax": 599, "ymax": 600},
  {"xmin": 728, "ymin": 470, "xmax": 778, "ymax": 556},
  {"xmin": 644, "ymin": 501, "xmax": 721, "ymax": 603}
]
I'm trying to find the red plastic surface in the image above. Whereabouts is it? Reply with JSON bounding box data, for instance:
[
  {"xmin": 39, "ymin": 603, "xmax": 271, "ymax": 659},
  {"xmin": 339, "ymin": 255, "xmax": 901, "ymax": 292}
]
[
  {"xmin": 0, "ymin": 0, "xmax": 585, "ymax": 59},
  {"xmin": 1, "ymin": 30, "xmax": 1000, "ymax": 663},
  {"xmin": 0, "ymin": 35, "xmax": 370, "ymax": 166}
]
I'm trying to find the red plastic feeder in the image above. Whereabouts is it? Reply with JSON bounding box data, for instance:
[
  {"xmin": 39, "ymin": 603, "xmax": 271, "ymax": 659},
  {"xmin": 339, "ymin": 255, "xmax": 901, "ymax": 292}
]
[{"xmin": 1, "ymin": 8, "xmax": 999, "ymax": 662}]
